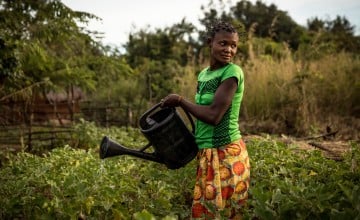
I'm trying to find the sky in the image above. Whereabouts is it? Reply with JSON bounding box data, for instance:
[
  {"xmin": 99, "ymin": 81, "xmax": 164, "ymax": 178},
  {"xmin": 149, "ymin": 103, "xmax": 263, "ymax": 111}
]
[{"xmin": 61, "ymin": 0, "xmax": 360, "ymax": 47}]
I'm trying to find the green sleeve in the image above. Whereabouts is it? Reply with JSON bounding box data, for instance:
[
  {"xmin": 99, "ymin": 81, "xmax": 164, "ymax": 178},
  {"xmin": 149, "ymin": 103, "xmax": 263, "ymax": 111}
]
[{"xmin": 221, "ymin": 64, "xmax": 243, "ymax": 86}]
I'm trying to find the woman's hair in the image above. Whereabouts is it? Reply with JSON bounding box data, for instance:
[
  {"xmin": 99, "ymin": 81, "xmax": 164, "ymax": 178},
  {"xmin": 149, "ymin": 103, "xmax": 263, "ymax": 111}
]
[{"xmin": 207, "ymin": 20, "xmax": 238, "ymax": 38}]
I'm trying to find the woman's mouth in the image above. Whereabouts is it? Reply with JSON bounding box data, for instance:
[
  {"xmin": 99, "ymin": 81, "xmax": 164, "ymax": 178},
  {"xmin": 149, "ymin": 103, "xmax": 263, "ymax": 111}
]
[{"xmin": 222, "ymin": 55, "xmax": 231, "ymax": 60}]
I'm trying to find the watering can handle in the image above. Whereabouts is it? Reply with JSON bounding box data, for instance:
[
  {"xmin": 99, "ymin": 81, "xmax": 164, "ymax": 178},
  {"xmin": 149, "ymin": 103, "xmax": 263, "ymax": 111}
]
[
  {"xmin": 142, "ymin": 102, "xmax": 196, "ymax": 134},
  {"xmin": 182, "ymin": 105, "xmax": 196, "ymax": 134}
]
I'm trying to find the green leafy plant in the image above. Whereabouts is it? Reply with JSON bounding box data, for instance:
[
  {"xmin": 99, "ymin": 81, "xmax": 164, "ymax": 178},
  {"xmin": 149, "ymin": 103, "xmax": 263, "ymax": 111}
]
[
  {"xmin": 0, "ymin": 128, "xmax": 359, "ymax": 219},
  {"xmin": 0, "ymin": 126, "xmax": 195, "ymax": 219},
  {"xmin": 243, "ymin": 136, "xmax": 360, "ymax": 220}
]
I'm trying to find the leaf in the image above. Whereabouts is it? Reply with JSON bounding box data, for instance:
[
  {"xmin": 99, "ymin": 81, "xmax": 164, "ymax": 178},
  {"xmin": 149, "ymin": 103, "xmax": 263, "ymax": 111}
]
[
  {"xmin": 133, "ymin": 210, "xmax": 157, "ymax": 220},
  {"xmin": 309, "ymin": 170, "xmax": 317, "ymax": 176},
  {"xmin": 271, "ymin": 188, "xmax": 282, "ymax": 204}
]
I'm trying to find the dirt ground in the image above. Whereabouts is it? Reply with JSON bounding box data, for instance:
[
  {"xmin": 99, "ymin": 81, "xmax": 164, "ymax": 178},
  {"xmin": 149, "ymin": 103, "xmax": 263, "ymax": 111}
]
[{"xmin": 244, "ymin": 134, "xmax": 357, "ymax": 161}]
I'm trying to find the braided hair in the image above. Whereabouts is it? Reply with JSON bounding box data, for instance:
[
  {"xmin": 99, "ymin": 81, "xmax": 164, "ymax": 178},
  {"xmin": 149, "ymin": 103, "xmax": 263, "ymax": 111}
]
[{"xmin": 207, "ymin": 20, "xmax": 238, "ymax": 38}]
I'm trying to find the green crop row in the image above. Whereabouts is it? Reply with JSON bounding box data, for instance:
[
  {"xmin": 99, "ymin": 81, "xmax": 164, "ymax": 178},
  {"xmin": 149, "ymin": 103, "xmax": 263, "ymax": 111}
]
[{"xmin": 0, "ymin": 126, "xmax": 359, "ymax": 219}]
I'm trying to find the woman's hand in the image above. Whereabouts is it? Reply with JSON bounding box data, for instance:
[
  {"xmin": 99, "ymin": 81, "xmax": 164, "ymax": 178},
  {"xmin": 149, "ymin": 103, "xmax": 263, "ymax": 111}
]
[{"xmin": 160, "ymin": 94, "xmax": 182, "ymax": 108}]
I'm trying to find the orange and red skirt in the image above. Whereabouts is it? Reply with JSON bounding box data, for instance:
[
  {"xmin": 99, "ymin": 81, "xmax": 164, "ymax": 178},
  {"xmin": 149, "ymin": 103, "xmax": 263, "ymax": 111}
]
[{"xmin": 191, "ymin": 139, "xmax": 251, "ymax": 219}]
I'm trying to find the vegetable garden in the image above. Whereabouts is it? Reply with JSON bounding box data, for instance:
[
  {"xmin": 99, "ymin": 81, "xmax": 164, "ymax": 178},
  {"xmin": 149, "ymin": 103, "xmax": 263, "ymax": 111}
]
[{"xmin": 1, "ymin": 123, "xmax": 359, "ymax": 219}]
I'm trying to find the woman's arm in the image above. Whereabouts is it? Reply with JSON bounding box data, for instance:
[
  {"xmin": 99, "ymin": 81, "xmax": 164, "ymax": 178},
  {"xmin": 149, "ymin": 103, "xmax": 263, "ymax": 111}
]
[{"xmin": 161, "ymin": 77, "xmax": 238, "ymax": 125}]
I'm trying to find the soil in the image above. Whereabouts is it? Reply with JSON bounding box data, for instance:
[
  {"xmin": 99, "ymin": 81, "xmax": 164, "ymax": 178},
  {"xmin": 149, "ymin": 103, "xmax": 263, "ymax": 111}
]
[{"xmin": 243, "ymin": 134, "xmax": 357, "ymax": 161}]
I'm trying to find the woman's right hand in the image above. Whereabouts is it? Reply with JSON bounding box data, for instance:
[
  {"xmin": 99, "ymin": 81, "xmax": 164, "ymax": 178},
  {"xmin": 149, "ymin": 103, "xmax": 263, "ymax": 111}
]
[{"xmin": 160, "ymin": 94, "xmax": 182, "ymax": 108}]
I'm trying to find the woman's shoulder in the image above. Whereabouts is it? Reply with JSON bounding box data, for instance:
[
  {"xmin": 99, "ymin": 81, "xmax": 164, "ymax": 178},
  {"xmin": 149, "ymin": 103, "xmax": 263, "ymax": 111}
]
[
  {"xmin": 224, "ymin": 63, "xmax": 243, "ymax": 78},
  {"xmin": 227, "ymin": 63, "xmax": 243, "ymax": 72}
]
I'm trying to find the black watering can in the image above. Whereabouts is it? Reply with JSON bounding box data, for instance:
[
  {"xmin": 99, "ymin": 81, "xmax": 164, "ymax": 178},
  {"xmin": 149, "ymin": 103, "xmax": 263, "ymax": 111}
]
[{"xmin": 99, "ymin": 103, "xmax": 198, "ymax": 169}]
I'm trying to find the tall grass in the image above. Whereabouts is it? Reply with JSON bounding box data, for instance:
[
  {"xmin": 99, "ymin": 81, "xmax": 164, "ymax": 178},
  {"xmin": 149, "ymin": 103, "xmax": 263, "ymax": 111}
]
[{"xmin": 241, "ymin": 46, "xmax": 359, "ymax": 139}]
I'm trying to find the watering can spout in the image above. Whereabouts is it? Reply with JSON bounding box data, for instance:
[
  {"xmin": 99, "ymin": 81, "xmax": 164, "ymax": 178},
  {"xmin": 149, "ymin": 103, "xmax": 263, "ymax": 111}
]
[{"xmin": 100, "ymin": 136, "xmax": 162, "ymax": 164}]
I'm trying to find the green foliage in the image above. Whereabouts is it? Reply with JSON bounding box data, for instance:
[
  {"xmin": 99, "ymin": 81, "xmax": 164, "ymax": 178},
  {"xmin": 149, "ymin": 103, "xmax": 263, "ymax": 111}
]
[
  {"xmin": 244, "ymin": 136, "xmax": 360, "ymax": 220},
  {"xmin": 0, "ymin": 0, "xmax": 100, "ymax": 102},
  {"xmin": 0, "ymin": 126, "xmax": 196, "ymax": 219},
  {"xmin": 0, "ymin": 37, "xmax": 19, "ymax": 84},
  {"xmin": 306, "ymin": 15, "xmax": 360, "ymax": 54},
  {"xmin": 230, "ymin": 0, "xmax": 304, "ymax": 49},
  {"xmin": 129, "ymin": 58, "xmax": 185, "ymax": 106},
  {"xmin": 71, "ymin": 119, "xmax": 148, "ymax": 149},
  {"xmin": 122, "ymin": 20, "xmax": 198, "ymax": 107},
  {"xmin": 1, "ymin": 126, "xmax": 359, "ymax": 219},
  {"xmin": 87, "ymin": 52, "xmax": 136, "ymax": 105},
  {"xmin": 124, "ymin": 19, "xmax": 196, "ymax": 68}
]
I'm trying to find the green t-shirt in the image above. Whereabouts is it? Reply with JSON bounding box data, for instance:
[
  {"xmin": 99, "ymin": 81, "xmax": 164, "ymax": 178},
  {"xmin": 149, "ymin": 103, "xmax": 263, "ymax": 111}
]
[{"xmin": 194, "ymin": 63, "xmax": 244, "ymax": 149}]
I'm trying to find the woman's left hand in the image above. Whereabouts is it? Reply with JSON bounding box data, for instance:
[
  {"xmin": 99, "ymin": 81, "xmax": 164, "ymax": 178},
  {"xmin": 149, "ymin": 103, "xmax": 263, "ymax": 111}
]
[{"xmin": 160, "ymin": 94, "xmax": 182, "ymax": 108}]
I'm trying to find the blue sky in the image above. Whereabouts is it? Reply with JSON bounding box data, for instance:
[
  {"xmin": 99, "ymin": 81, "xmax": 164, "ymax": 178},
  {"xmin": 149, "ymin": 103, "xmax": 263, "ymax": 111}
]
[{"xmin": 61, "ymin": 0, "xmax": 360, "ymax": 47}]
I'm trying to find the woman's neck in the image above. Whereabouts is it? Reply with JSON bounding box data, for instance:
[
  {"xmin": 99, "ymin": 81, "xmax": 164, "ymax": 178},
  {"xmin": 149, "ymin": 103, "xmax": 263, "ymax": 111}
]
[{"xmin": 209, "ymin": 62, "xmax": 230, "ymax": 71}]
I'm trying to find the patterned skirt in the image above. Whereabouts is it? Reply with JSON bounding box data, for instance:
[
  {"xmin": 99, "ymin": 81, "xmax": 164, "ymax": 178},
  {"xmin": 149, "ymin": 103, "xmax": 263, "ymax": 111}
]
[{"xmin": 191, "ymin": 139, "xmax": 251, "ymax": 219}]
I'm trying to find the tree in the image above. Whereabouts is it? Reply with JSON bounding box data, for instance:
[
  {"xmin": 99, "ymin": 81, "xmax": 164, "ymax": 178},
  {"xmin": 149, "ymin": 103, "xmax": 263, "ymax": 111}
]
[
  {"xmin": 230, "ymin": 0, "xmax": 304, "ymax": 49},
  {"xmin": 124, "ymin": 19, "xmax": 197, "ymax": 68},
  {"xmin": 307, "ymin": 16, "xmax": 360, "ymax": 53},
  {"xmin": 123, "ymin": 20, "xmax": 198, "ymax": 106},
  {"xmin": 0, "ymin": 37, "xmax": 18, "ymax": 90},
  {"xmin": 327, "ymin": 16, "xmax": 359, "ymax": 52},
  {"xmin": 0, "ymin": 0, "xmax": 102, "ymax": 102},
  {"xmin": 307, "ymin": 17, "xmax": 325, "ymax": 32}
]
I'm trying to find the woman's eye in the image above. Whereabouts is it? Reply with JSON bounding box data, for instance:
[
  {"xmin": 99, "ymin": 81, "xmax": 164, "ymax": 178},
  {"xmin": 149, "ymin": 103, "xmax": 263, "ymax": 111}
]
[{"xmin": 219, "ymin": 41, "xmax": 237, "ymax": 48}]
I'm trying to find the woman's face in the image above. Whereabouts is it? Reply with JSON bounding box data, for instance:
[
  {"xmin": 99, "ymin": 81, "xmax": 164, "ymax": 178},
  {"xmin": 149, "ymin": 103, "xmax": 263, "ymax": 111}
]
[{"xmin": 209, "ymin": 31, "xmax": 239, "ymax": 69}]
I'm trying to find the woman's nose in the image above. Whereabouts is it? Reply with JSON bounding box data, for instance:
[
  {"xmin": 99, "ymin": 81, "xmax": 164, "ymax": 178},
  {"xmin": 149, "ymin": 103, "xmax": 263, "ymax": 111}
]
[{"xmin": 224, "ymin": 46, "xmax": 231, "ymax": 52}]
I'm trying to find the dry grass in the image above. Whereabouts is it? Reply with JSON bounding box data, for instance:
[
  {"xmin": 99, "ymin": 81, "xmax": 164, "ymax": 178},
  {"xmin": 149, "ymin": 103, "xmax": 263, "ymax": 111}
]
[{"xmin": 240, "ymin": 44, "xmax": 359, "ymax": 140}]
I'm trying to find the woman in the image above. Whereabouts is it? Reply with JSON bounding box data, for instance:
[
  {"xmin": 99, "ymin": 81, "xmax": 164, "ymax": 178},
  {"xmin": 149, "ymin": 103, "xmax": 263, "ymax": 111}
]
[{"xmin": 161, "ymin": 20, "xmax": 250, "ymax": 219}]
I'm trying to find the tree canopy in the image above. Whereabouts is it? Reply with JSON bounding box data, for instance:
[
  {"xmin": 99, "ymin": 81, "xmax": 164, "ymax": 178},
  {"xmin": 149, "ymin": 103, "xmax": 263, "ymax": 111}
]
[{"xmin": 0, "ymin": 0, "xmax": 132, "ymax": 102}]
